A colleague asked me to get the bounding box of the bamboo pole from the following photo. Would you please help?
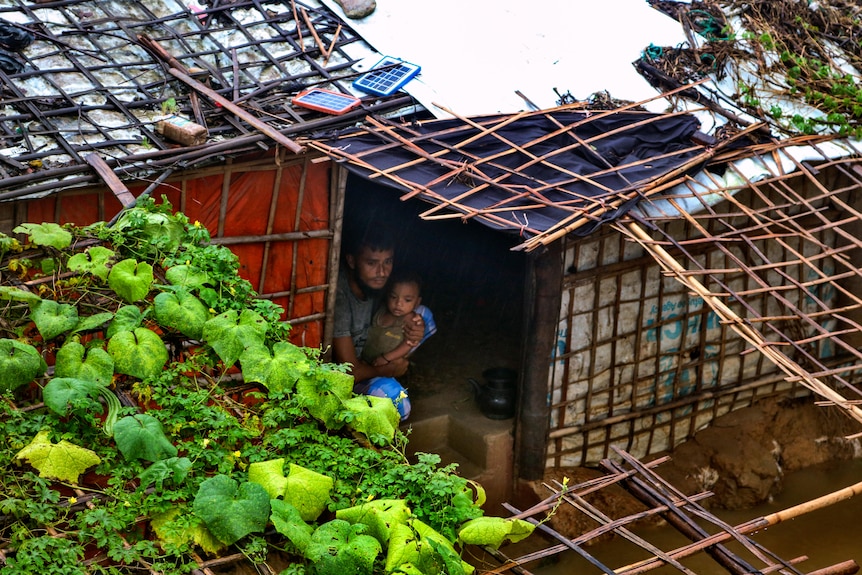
[615,479,862,575]
[621,219,862,423]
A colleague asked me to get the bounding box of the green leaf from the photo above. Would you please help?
[342,395,399,446]
[0,285,41,303]
[295,366,353,430]
[457,517,535,549]
[13,222,72,249]
[0,339,46,392]
[240,341,311,394]
[270,499,313,554]
[335,499,412,548]
[67,246,114,280]
[153,289,210,340]
[202,309,267,366]
[30,299,79,341]
[384,523,423,574]
[55,341,114,386]
[138,457,192,490]
[108,258,154,303]
[151,506,225,555]
[306,519,381,575]
[411,519,470,575]
[107,327,168,380]
[106,305,145,338]
[113,413,178,462]
[114,208,185,253]
[72,312,115,334]
[15,430,100,483]
[42,377,102,416]
[165,264,210,290]
[284,463,334,522]
[193,474,271,546]
[247,457,289,499]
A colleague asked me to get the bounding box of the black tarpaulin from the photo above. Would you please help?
[315,108,709,249]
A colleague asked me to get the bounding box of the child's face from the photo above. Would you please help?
[386,281,421,317]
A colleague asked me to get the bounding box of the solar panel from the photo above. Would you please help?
[292,88,362,115]
[353,56,421,97]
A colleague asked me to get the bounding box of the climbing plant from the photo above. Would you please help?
[0,197,535,575]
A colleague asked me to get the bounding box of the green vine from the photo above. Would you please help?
[0,198,522,574]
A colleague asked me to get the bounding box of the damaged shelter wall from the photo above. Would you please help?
[4,152,334,348]
[545,177,847,468]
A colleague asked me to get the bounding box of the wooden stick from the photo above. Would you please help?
[323,23,341,66]
[167,67,304,154]
[85,153,136,208]
[290,0,303,48]
[299,7,327,58]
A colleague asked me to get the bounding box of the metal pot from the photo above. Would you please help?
[468,367,518,420]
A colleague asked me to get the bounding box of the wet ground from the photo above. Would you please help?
[532,458,862,575]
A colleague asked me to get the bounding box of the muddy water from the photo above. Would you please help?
[535,459,862,575]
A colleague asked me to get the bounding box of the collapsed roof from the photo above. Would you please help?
[0,0,413,200]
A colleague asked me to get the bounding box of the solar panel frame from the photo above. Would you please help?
[353,56,421,96]
[292,88,362,115]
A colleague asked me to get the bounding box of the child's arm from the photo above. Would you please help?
[373,339,415,366]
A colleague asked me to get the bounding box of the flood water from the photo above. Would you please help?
[535,459,862,575]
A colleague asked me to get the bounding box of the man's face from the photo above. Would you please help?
[349,246,394,293]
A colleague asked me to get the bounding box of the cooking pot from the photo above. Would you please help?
[468,367,518,420]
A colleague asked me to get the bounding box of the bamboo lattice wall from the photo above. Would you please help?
[546,146,862,467]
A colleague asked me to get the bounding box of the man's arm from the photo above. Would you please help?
[332,335,408,381]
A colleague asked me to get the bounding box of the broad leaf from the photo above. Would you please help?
[151,507,225,555]
[0,339,46,392]
[106,305,145,338]
[0,285,41,303]
[193,474,271,546]
[240,341,311,394]
[114,208,185,253]
[153,289,210,340]
[202,309,267,367]
[270,499,313,554]
[72,312,114,335]
[247,457,289,499]
[13,222,72,249]
[284,463,334,522]
[15,430,100,483]
[457,516,535,549]
[342,395,399,446]
[336,499,412,548]
[306,519,381,575]
[385,523,432,575]
[67,246,114,280]
[113,413,178,462]
[138,457,192,490]
[108,327,168,380]
[30,299,79,341]
[295,366,353,430]
[42,377,102,416]
[55,341,114,386]
[165,264,210,290]
[108,258,154,303]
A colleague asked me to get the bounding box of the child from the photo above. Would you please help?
[361,271,436,367]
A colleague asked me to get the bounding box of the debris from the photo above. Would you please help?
[156,115,208,146]
[332,0,376,19]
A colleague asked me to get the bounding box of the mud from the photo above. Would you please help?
[530,396,862,542]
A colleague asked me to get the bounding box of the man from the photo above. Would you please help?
[332,227,426,420]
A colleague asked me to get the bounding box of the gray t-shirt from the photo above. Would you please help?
[333,266,377,357]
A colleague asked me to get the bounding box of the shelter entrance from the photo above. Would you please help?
[339,173,527,510]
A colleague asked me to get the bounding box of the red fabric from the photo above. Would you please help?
[20,158,332,348]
